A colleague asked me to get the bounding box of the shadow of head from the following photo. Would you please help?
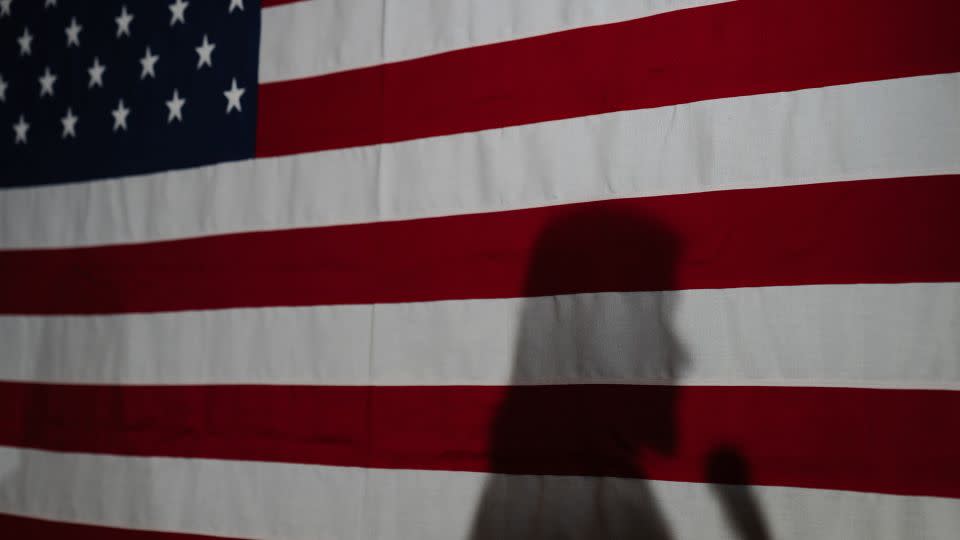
[471,206,688,539]
[504,206,688,462]
[520,205,680,299]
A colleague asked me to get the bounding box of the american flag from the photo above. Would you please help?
[0,0,958,538]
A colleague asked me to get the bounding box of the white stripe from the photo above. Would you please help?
[2,73,957,249]
[0,446,956,540]
[259,0,732,83]
[3,283,957,389]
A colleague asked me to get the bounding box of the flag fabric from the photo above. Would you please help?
[1,0,959,538]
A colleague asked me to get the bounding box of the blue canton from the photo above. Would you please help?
[0,0,260,188]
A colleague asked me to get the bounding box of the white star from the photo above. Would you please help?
[13,115,29,144]
[228,0,244,13]
[88,57,105,88]
[112,99,130,131]
[0,74,7,102]
[165,89,186,123]
[38,67,57,97]
[0,0,11,18]
[17,27,33,56]
[169,0,188,26]
[195,34,215,69]
[45,0,57,8]
[115,5,134,38]
[224,77,245,113]
[61,107,78,138]
[140,47,159,79]
[65,17,82,47]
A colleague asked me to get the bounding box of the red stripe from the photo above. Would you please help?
[0,513,244,540]
[1,381,957,498]
[260,0,305,7]
[256,0,960,157]
[1,175,958,315]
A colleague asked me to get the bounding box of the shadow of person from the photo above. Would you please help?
[469,207,687,539]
